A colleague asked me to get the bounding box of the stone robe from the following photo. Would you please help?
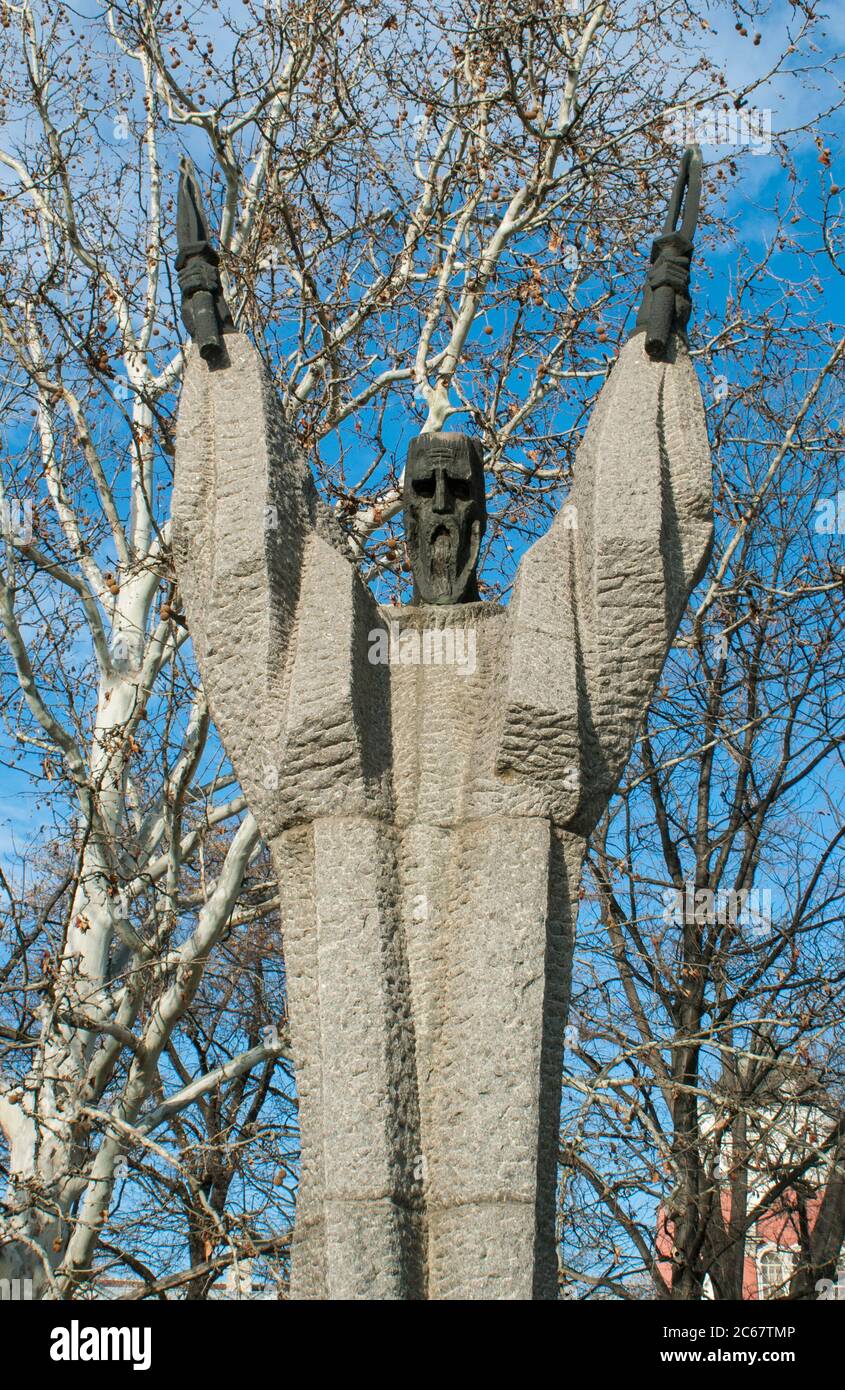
[173,330,712,1300]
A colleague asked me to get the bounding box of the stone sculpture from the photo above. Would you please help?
[172,148,713,1299]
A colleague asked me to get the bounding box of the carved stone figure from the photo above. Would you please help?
[172,151,713,1299]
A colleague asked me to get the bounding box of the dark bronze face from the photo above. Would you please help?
[403,433,486,605]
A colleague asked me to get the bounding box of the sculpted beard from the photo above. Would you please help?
[403,433,487,606]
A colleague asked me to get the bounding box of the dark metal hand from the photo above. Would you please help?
[175,157,234,362]
[634,144,702,360]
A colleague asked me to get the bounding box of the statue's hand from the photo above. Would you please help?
[178,259,219,297]
[637,230,694,355]
[647,231,693,298]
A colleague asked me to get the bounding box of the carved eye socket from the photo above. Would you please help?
[450,477,471,501]
[412,476,435,497]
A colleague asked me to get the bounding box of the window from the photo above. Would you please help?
[757,1245,794,1299]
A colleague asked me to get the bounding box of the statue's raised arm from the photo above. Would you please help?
[499,145,713,835]
[172,160,384,842]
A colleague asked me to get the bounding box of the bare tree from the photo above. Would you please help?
[560,220,845,1298]
[0,0,839,1295]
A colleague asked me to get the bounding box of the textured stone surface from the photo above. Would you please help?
[173,329,712,1300]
